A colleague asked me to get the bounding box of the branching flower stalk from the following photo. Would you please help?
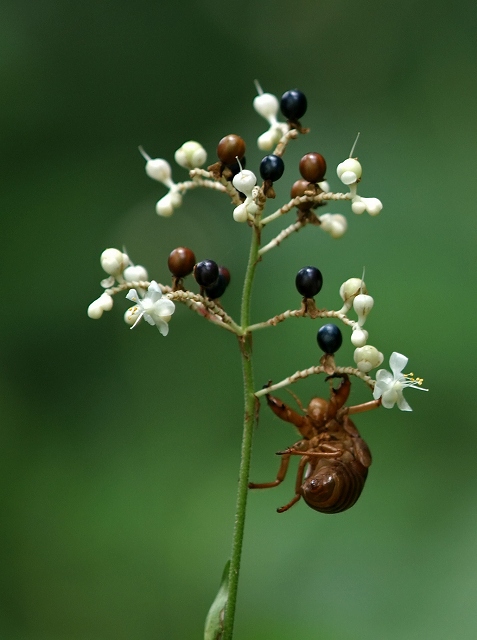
[88,85,427,640]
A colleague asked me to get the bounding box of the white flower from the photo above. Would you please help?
[125,281,175,335]
[373,352,428,411]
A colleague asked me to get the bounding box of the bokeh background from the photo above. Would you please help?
[1,1,476,638]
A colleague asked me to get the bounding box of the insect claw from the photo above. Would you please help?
[262,380,273,393]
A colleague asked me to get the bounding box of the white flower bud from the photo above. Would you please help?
[233,202,248,223]
[353,293,374,326]
[155,194,174,217]
[329,214,347,238]
[339,278,367,303]
[318,180,330,193]
[319,213,332,231]
[257,130,277,151]
[232,170,257,197]
[87,293,113,319]
[101,248,129,277]
[124,305,140,326]
[87,300,103,319]
[364,197,383,216]
[98,292,113,311]
[174,141,207,169]
[354,345,384,373]
[145,158,172,184]
[123,265,148,282]
[337,158,362,185]
[351,327,368,347]
[351,198,366,215]
[253,92,279,120]
[169,190,182,208]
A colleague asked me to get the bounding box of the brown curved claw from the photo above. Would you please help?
[327,374,351,418]
[266,393,309,435]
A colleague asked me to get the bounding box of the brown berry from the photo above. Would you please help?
[168,247,196,277]
[217,134,246,165]
[299,153,327,183]
[290,179,314,212]
[218,266,230,285]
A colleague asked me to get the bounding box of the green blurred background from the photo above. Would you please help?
[1,1,476,638]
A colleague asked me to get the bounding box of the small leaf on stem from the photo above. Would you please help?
[204,560,230,640]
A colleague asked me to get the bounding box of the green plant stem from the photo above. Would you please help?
[222,225,261,640]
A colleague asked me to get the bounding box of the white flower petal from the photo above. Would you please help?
[126,289,139,303]
[397,393,412,412]
[143,313,156,326]
[157,320,169,336]
[375,369,393,385]
[155,299,175,316]
[389,352,408,376]
[381,388,398,409]
[101,276,115,288]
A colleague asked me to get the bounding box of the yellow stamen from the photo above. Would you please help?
[404,372,424,386]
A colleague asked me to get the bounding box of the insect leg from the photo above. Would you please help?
[277,456,308,513]
[327,374,351,417]
[277,446,341,458]
[346,398,382,415]
[265,393,308,430]
[248,453,291,490]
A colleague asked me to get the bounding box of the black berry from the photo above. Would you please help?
[295,266,323,298]
[217,134,246,165]
[317,324,343,354]
[280,89,307,121]
[259,155,285,182]
[194,260,219,287]
[205,266,230,300]
[167,247,196,277]
[299,152,327,183]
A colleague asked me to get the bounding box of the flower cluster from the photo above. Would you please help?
[87,84,426,412]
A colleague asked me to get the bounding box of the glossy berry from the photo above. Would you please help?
[317,324,343,354]
[280,89,307,120]
[290,179,313,211]
[259,155,285,182]
[167,247,196,278]
[217,134,246,165]
[299,153,327,183]
[204,267,231,300]
[295,266,323,298]
[194,260,219,287]
[218,266,230,285]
